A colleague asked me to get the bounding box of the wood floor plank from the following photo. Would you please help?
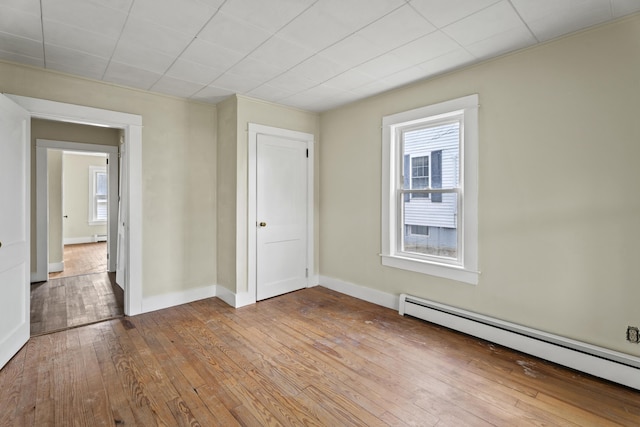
[3,286,640,426]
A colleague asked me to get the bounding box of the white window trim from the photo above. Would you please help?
[89,165,107,225]
[381,94,479,285]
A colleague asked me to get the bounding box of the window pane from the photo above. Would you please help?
[402,192,458,259]
[96,199,107,221]
[96,172,107,196]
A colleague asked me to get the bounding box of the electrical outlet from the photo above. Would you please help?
[626,326,640,343]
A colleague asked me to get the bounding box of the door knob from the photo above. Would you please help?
[259,222,267,227]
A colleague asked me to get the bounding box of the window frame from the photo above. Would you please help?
[88,165,108,225]
[381,94,479,285]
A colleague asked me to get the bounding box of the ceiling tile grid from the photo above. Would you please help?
[0,0,636,111]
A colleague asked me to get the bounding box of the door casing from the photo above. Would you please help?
[7,94,144,316]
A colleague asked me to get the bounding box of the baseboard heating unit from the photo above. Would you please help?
[399,294,640,390]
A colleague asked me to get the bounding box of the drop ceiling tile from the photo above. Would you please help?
[111,43,176,74]
[391,30,460,65]
[464,25,536,59]
[0,32,43,59]
[220,0,315,33]
[1,0,41,15]
[96,0,134,12]
[191,85,235,103]
[611,0,640,17]
[246,84,297,102]
[129,0,219,36]
[349,78,398,97]
[43,20,117,59]
[103,61,163,89]
[197,11,272,54]
[151,76,204,98]
[323,69,376,91]
[320,34,391,69]
[0,49,44,67]
[278,0,405,51]
[354,53,415,79]
[266,71,318,93]
[209,72,262,93]
[416,48,475,76]
[381,65,429,87]
[180,38,245,70]
[356,4,436,52]
[45,44,109,79]
[224,57,284,82]
[118,16,193,57]
[511,0,612,42]
[0,5,43,41]
[409,0,501,28]
[165,58,224,85]
[248,36,314,70]
[286,55,350,83]
[443,1,528,46]
[41,0,128,39]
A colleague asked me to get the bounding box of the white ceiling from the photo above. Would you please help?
[1,0,638,112]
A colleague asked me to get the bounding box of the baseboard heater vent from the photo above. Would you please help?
[94,234,107,242]
[399,294,640,390]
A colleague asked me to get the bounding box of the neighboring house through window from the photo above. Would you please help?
[381,94,479,284]
[89,165,107,225]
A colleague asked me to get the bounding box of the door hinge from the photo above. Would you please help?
[106,158,109,164]
[306,149,308,158]
[305,268,309,278]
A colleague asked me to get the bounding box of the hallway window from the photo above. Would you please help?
[89,165,107,224]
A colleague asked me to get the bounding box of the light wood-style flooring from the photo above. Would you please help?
[3,287,639,426]
[31,242,122,336]
[30,272,124,336]
[49,242,107,279]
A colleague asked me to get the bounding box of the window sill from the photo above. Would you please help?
[380,254,479,285]
[88,220,107,226]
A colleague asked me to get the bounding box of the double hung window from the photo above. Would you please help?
[381,95,479,284]
[89,165,107,225]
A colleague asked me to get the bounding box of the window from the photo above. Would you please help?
[381,95,479,284]
[89,165,107,225]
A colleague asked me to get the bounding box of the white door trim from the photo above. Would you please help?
[34,140,119,282]
[247,123,314,305]
[7,94,144,316]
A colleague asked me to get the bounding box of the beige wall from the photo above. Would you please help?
[47,150,63,266]
[216,96,238,292]
[319,15,640,356]
[62,152,108,240]
[216,95,320,294]
[2,62,218,298]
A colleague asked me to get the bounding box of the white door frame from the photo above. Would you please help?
[34,140,119,280]
[7,94,144,316]
[247,123,314,304]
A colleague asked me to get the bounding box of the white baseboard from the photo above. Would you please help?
[48,262,64,273]
[141,284,217,314]
[319,275,399,310]
[216,286,256,308]
[64,236,96,245]
[318,275,640,391]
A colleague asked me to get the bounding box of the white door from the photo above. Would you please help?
[256,134,309,300]
[116,140,127,287]
[0,94,30,370]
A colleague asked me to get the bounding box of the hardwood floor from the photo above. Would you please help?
[30,272,124,336]
[49,242,107,279]
[3,287,639,426]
